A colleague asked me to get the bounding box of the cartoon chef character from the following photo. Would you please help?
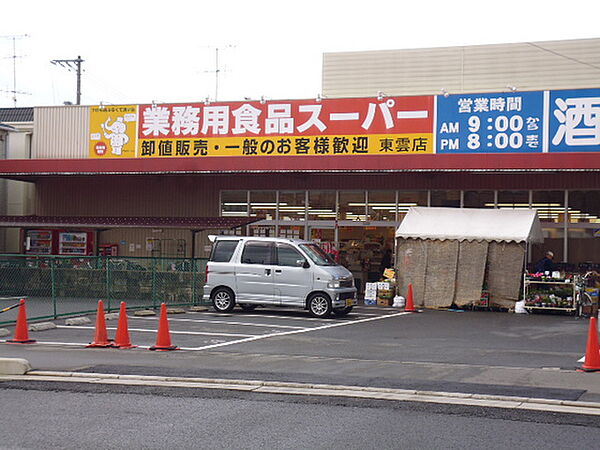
[101,116,129,155]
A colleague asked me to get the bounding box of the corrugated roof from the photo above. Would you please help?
[0,215,261,230]
[0,107,34,123]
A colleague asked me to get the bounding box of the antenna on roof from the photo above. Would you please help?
[0,34,31,107]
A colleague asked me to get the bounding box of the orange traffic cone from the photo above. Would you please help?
[7,299,36,344]
[86,300,114,348]
[581,317,600,372]
[149,303,178,351]
[405,283,417,312]
[113,302,136,349]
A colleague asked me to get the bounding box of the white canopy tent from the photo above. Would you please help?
[394,207,544,309]
[395,207,544,244]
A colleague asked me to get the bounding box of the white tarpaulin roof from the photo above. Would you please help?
[395,207,544,243]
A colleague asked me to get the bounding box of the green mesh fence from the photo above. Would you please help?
[0,255,208,325]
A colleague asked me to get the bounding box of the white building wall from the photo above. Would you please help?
[322,38,600,98]
[3,125,35,252]
[32,105,88,159]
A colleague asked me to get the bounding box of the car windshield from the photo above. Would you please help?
[299,243,337,266]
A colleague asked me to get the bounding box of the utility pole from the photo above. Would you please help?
[0,34,29,107]
[50,55,84,105]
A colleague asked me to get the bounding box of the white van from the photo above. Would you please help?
[203,236,357,318]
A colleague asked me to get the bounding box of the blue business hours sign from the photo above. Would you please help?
[435,88,600,154]
[436,91,545,154]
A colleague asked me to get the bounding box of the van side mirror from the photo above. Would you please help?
[302,260,310,269]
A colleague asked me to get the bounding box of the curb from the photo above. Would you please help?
[1,368,600,416]
[0,358,32,375]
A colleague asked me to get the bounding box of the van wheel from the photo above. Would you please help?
[240,304,257,312]
[308,293,332,318]
[333,306,353,317]
[212,288,236,313]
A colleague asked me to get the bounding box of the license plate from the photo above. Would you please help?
[346,298,354,307]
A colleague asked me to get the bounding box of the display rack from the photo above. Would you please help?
[523,277,576,313]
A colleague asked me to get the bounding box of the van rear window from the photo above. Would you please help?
[210,240,239,262]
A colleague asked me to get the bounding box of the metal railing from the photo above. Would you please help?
[0,254,208,325]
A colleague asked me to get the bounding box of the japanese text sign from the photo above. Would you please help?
[548,89,600,152]
[89,105,138,158]
[135,96,434,158]
[436,92,544,154]
[88,88,600,159]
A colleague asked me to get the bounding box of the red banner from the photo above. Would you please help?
[138,96,434,139]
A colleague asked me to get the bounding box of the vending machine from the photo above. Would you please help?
[25,229,54,254]
[24,229,95,256]
[57,231,95,256]
[98,244,118,256]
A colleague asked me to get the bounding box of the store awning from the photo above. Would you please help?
[1,153,600,181]
[395,207,544,243]
[0,215,261,230]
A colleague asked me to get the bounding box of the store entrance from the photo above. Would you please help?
[338,226,395,294]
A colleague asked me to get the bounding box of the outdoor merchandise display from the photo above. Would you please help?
[524,271,600,315]
[524,273,576,312]
[363,267,397,307]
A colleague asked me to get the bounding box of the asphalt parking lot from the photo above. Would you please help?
[2,305,598,402]
[0,304,591,368]
[3,305,405,351]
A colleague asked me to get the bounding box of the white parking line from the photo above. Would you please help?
[180,311,412,351]
[130,316,307,330]
[192,310,386,321]
[56,325,256,338]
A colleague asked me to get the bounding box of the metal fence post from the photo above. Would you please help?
[50,257,57,319]
[152,257,157,309]
[192,258,197,305]
[106,257,111,311]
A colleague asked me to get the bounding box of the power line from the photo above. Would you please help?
[50,56,84,105]
[526,41,600,72]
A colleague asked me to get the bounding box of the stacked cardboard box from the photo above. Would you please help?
[377,282,394,306]
[364,282,378,305]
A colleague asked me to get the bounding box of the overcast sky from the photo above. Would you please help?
[1,0,599,108]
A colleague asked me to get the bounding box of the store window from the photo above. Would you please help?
[430,190,460,207]
[221,191,248,216]
[367,191,396,221]
[566,191,600,266]
[249,225,275,237]
[532,191,565,262]
[397,191,427,221]
[308,191,336,220]
[278,225,304,239]
[339,191,366,221]
[278,191,306,221]
[497,191,529,208]
[464,191,495,208]
[532,191,564,224]
[249,191,276,220]
[567,191,600,224]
